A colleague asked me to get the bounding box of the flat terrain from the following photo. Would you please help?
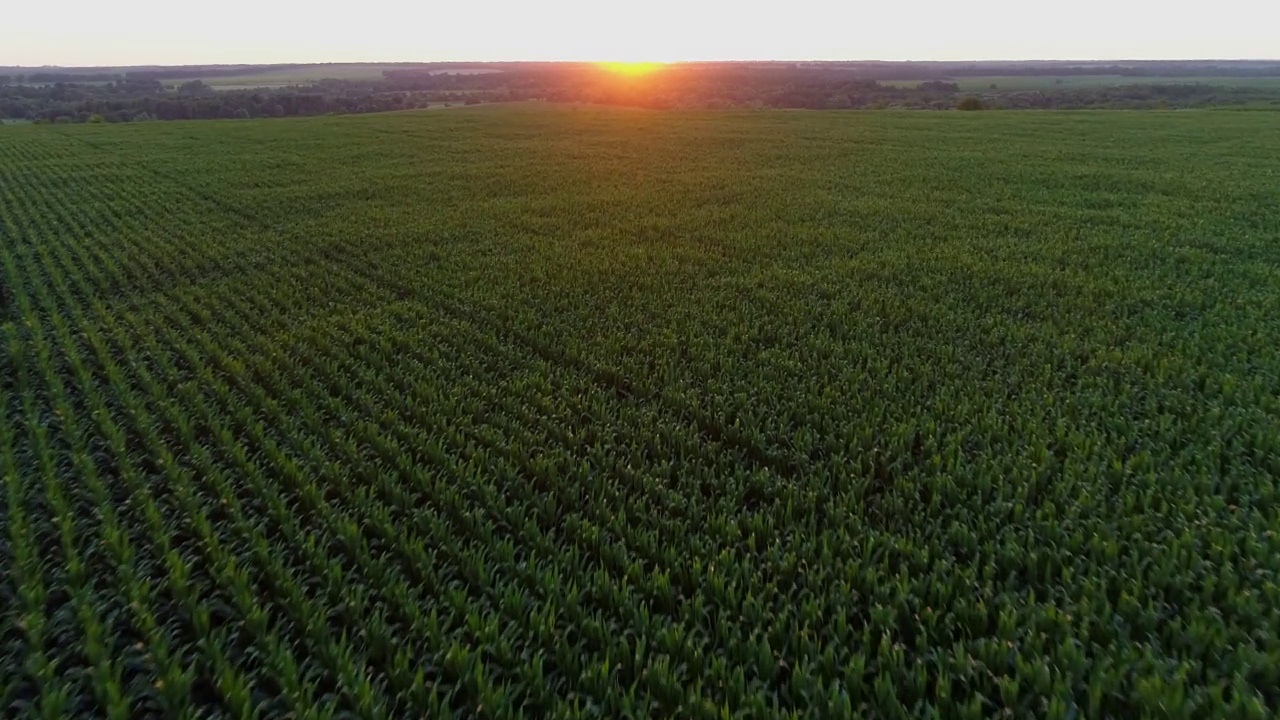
[882,75,1280,91]
[170,64,502,90]
[2,106,1278,718]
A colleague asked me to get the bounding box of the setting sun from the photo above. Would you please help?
[598,62,666,77]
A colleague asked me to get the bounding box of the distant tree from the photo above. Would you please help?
[179,79,211,95]
[154,100,193,120]
[133,112,153,122]
[233,108,251,119]
[989,83,999,90]
[5,61,1278,123]
[89,113,104,123]
[826,94,853,109]
[957,96,986,111]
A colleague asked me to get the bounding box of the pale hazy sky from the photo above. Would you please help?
[2,0,1276,67]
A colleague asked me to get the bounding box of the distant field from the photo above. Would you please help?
[167,64,503,89]
[2,106,1278,717]
[882,74,1280,91]
[262,69,1277,94]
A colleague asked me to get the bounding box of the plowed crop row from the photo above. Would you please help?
[1,106,1278,718]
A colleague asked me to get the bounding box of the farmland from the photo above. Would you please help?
[172,65,503,90]
[10,61,1280,124]
[879,75,1280,91]
[1,105,1279,718]
[190,63,429,87]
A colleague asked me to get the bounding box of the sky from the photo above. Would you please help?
[2,0,1277,67]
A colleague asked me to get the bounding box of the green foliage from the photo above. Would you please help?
[1,105,1278,718]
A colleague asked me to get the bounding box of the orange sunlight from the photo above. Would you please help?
[598,62,667,77]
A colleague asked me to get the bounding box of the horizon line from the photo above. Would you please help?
[5,57,1280,71]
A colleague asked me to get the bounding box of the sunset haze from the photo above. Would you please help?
[3,0,1276,66]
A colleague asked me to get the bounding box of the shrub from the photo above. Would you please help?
[957,96,986,111]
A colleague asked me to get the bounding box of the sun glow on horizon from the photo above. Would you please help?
[598,61,667,77]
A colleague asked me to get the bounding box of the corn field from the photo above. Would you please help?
[1,106,1278,718]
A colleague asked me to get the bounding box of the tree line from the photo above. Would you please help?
[3,63,1280,124]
